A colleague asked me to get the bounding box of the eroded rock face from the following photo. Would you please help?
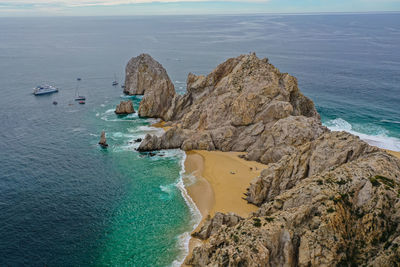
[115,100,135,114]
[123,53,175,120]
[137,53,325,153]
[246,131,379,205]
[192,212,242,240]
[188,150,400,267]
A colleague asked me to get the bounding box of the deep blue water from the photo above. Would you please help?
[0,13,399,266]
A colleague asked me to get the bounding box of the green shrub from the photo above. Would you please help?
[253,221,261,227]
[369,177,381,187]
[265,216,274,222]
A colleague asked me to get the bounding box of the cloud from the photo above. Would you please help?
[0,0,270,7]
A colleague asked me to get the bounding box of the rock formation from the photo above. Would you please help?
[123,53,400,266]
[123,53,175,120]
[188,147,400,267]
[115,100,135,114]
[133,53,326,162]
[99,131,108,148]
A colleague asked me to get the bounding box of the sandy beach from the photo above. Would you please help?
[184,150,266,218]
[152,122,400,265]
[387,150,400,159]
[182,150,268,264]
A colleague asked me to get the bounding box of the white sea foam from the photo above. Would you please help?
[100,110,139,122]
[171,151,202,267]
[147,118,161,124]
[111,132,136,139]
[136,125,164,137]
[159,183,176,200]
[324,118,400,151]
[381,119,400,125]
[72,127,86,132]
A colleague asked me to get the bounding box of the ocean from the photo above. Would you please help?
[0,13,399,266]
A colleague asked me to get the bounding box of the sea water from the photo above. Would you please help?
[0,13,399,266]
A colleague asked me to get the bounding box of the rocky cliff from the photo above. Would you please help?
[132,53,326,165]
[124,53,400,266]
[189,143,400,267]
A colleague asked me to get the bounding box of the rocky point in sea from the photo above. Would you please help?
[124,53,400,266]
[99,131,108,148]
[115,100,135,115]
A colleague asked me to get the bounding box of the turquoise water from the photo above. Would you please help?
[0,13,399,266]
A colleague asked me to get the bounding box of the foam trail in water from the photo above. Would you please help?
[324,118,400,151]
[171,151,202,267]
[159,184,176,200]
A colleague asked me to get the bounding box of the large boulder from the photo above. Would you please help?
[115,100,135,114]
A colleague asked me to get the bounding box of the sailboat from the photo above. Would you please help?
[74,82,86,101]
[112,74,118,86]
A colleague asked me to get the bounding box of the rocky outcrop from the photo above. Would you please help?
[192,212,243,240]
[115,100,135,114]
[123,53,400,266]
[136,53,325,156]
[246,131,379,205]
[188,149,400,267]
[99,131,108,147]
[123,53,175,120]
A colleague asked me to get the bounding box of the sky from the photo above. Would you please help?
[0,0,399,16]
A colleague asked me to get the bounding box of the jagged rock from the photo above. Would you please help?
[98,131,108,147]
[123,53,400,266]
[135,53,324,153]
[188,151,400,266]
[246,131,379,205]
[115,100,135,114]
[123,53,175,120]
[192,212,242,240]
[137,127,189,152]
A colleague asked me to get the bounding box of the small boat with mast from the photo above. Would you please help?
[112,74,118,86]
[74,81,86,102]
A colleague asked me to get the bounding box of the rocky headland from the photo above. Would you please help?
[125,53,400,266]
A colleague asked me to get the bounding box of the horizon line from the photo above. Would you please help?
[0,10,399,18]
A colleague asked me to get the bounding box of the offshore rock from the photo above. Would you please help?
[123,53,175,120]
[115,100,135,114]
[98,131,108,148]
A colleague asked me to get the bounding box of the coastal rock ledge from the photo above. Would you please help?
[124,53,400,266]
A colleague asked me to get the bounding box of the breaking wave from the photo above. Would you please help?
[324,118,400,151]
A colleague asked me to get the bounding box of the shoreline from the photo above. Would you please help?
[182,150,268,265]
[151,120,400,266]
